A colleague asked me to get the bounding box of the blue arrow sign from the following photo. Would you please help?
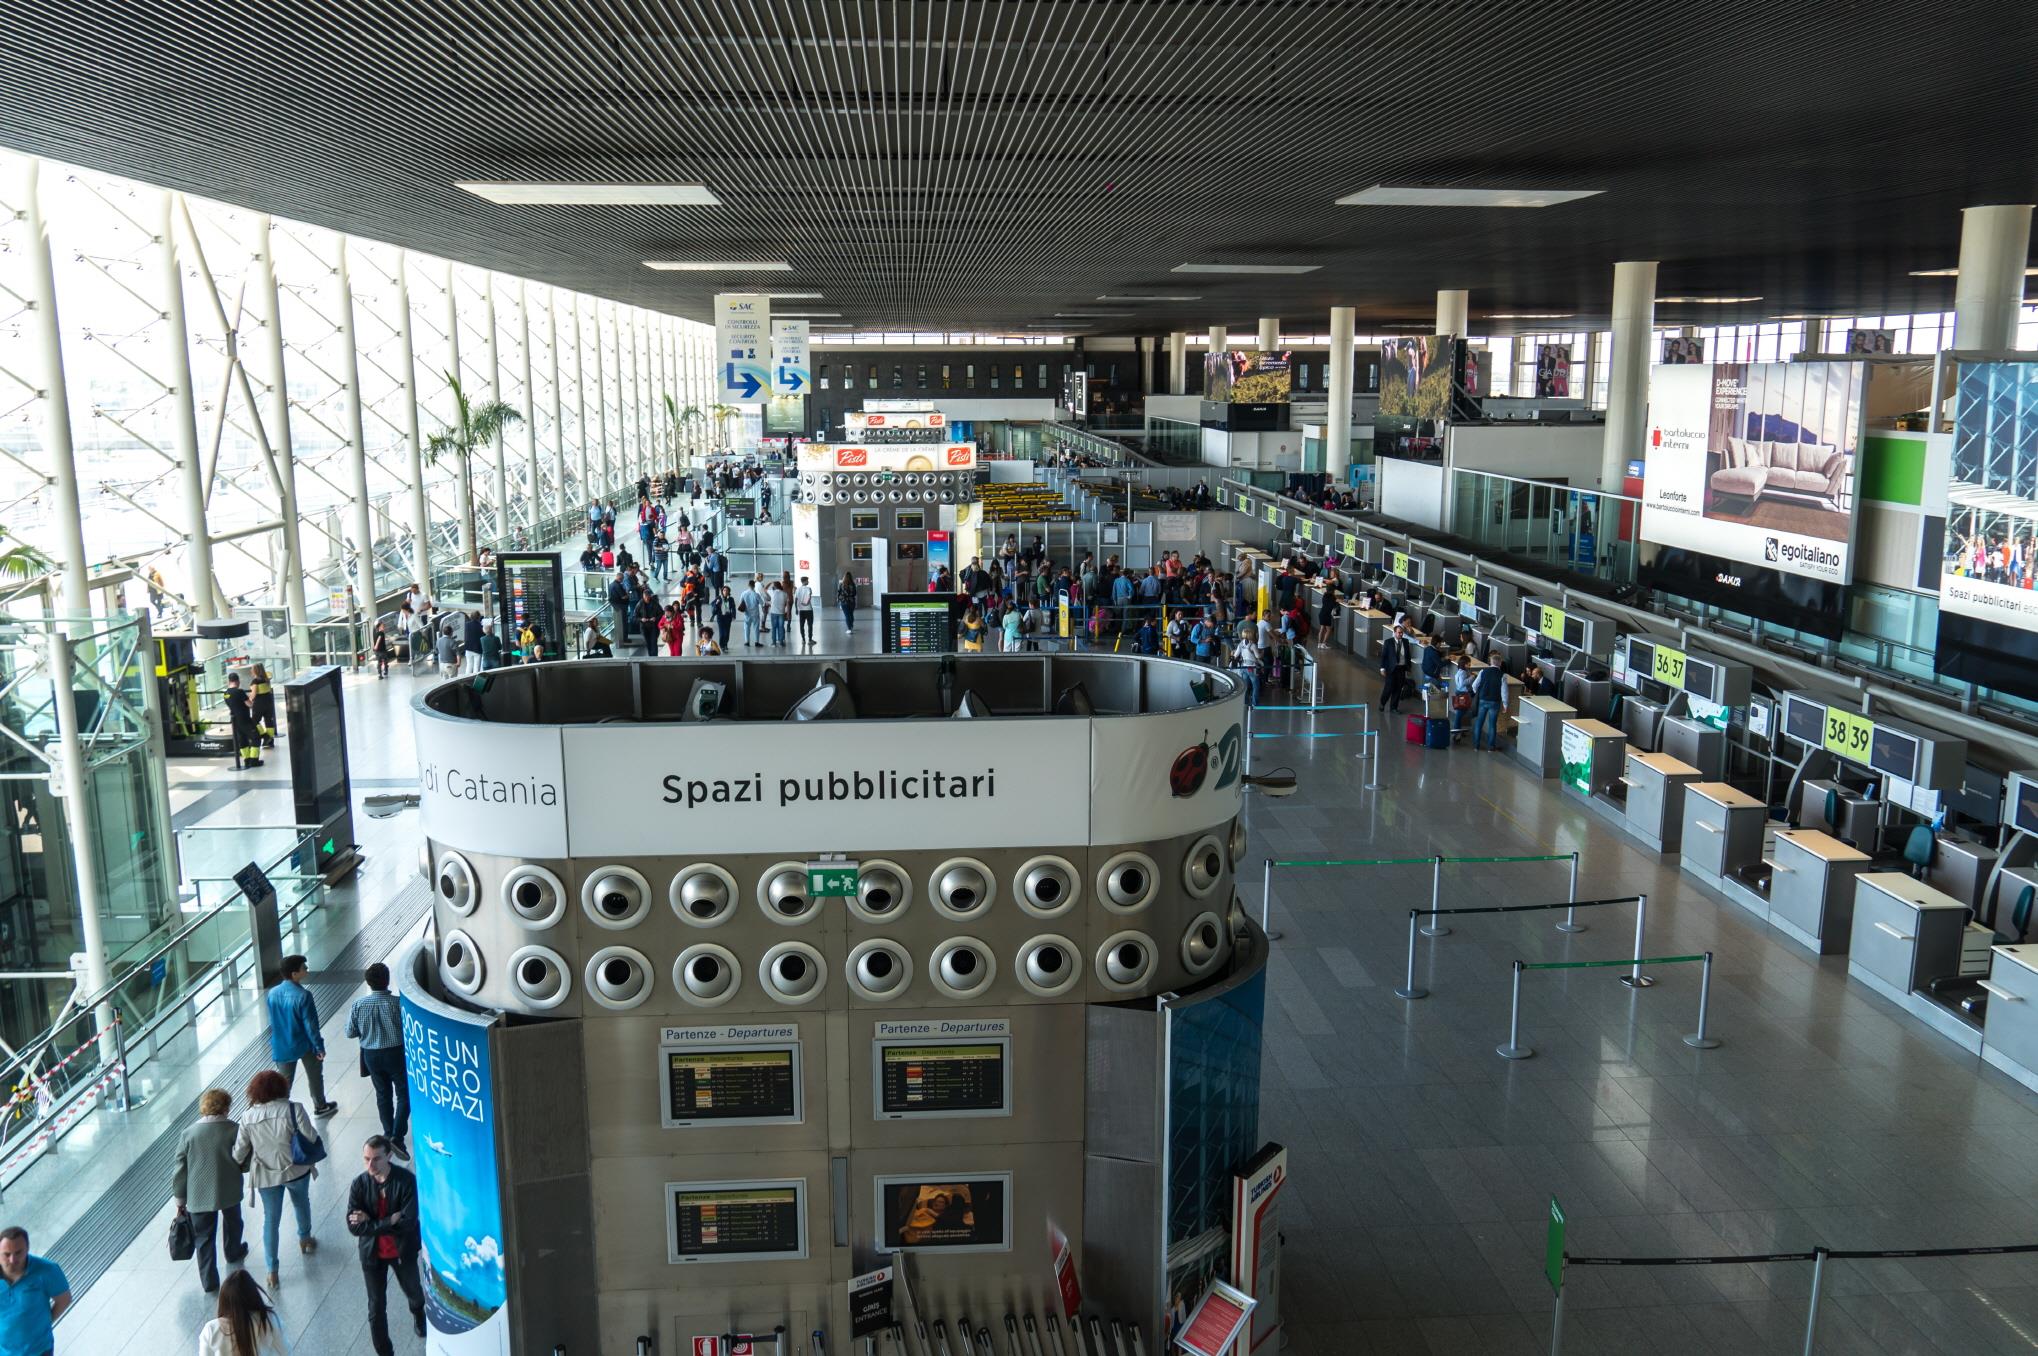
[775,369,806,393]
[725,364,765,400]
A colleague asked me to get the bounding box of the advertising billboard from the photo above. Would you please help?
[1935,360,2038,697]
[402,983,509,1355]
[1377,337,1453,420]
[1534,344,1572,398]
[1661,335,1705,365]
[1204,350,1291,404]
[1846,327,1896,355]
[1639,362,1867,586]
[875,1174,1012,1252]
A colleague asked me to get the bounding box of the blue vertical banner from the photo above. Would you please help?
[403,982,510,1356]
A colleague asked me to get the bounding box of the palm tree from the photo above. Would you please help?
[424,372,521,563]
[666,395,708,464]
[708,402,739,452]
[0,529,53,582]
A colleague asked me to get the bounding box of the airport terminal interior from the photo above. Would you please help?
[3,4,2038,1354]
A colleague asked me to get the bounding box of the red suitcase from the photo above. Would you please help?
[1405,715,1427,744]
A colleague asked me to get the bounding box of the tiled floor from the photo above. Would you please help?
[34,568,2038,1355]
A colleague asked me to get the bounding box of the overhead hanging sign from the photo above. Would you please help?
[715,293,770,402]
[771,317,810,396]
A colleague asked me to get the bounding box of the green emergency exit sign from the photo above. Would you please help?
[807,863,858,897]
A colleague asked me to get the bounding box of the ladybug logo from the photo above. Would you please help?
[1169,734,1211,798]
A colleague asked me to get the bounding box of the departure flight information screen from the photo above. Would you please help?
[667,1180,807,1263]
[877,1040,1009,1118]
[663,1045,799,1127]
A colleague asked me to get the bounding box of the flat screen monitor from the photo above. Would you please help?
[1868,726,1919,783]
[875,1037,1011,1120]
[2013,777,2038,836]
[667,1180,809,1264]
[1782,695,1825,747]
[1562,616,1585,649]
[661,1042,801,1128]
[1683,657,1717,701]
[281,666,352,873]
[875,1173,1012,1253]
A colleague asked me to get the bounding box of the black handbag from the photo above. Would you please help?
[169,1210,195,1262]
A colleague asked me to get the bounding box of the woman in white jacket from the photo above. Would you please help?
[231,1068,321,1290]
[197,1270,291,1355]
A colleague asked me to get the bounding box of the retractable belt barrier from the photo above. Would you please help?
[1499,948,1716,1061]
[1394,889,1637,1000]
[1243,701,1379,790]
[1544,1227,2038,1356]
[1264,850,1579,947]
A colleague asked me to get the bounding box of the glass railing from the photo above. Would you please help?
[1448,467,1641,587]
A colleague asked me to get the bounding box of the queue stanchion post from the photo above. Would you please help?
[1498,960,1533,1059]
[1260,857,1283,942]
[1801,1247,1828,1356]
[1419,855,1449,937]
[1549,1288,1565,1356]
[1617,892,1654,988]
[1683,950,1721,1049]
[1555,850,1586,933]
[1394,909,1427,1000]
[111,1012,131,1112]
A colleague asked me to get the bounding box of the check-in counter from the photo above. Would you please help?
[1349,608,1390,662]
[1513,695,1575,778]
[1847,874,1972,1032]
[1925,835,2000,913]
[1559,718,1626,801]
[1680,782,1767,894]
[1983,945,2038,1095]
[1618,751,1702,853]
[1766,829,1872,955]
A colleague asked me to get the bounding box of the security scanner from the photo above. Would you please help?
[1680,782,1768,894]
[1614,750,1703,853]
[1761,829,1873,954]
[1513,694,1577,777]
[1558,717,1627,804]
[404,653,1272,1355]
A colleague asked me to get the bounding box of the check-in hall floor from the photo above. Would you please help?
[1251,648,2038,1354]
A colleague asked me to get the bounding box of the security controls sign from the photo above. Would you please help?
[1639,362,1865,584]
[716,293,770,401]
[771,318,810,396]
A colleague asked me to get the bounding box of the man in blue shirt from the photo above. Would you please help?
[0,1227,69,1356]
[268,955,337,1118]
[346,963,409,1159]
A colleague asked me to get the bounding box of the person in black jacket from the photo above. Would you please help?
[1379,623,1411,715]
[346,1137,424,1355]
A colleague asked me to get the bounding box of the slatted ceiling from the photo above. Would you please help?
[2,3,2034,334]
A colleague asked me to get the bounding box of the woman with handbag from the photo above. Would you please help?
[172,1088,247,1293]
[232,1068,323,1291]
[1449,653,1477,742]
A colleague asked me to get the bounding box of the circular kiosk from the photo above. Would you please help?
[405,652,1268,1354]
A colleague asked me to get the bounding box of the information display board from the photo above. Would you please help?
[874,1036,1011,1119]
[495,553,564,660]
[881,594,963,653]
[875,1173,1012,1253]
[661,1025,803,1129]
[1936,360,2038,699]
[667,1179,808,1264]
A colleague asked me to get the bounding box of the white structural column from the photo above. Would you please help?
[24,161,91,616]
[334,237,378,641]
[1436,290,1469,337]
[160,193,216,621]
[595,303,611,494]
[573,299,589,505]
[1139,337,1154,395]
[48,630,112,1050]
[1167,331,1187,395]
[628,310,645,483]
[1327,305,1356,482]
[1953,204,2034,350]
[484,276,507,538]
[519,280,540,528]
[548,290,566,516]
[256,217,310,625]
[1207,323,1227,354]
[444,267,474,563]
[1257,317,1279,350]
[652,315,669,471]
[394,251,432,592]
[1600,261,1658,491]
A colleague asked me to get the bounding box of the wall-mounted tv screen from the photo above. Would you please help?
[1204,350,1292,404]
[875,1173,1011,1253]
[667,1180,808,1264]
[1936,360,2038,699]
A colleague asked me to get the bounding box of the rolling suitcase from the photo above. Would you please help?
[1425,717,1451,749]
[1405,715,1427,744]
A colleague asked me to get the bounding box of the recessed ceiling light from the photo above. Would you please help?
[1098,294,1202,302]
[458,182,721,206]
[1485,312,1575,320]
[1909,266,2038,277]
[1054,312,1129,318]
[1657,295,1763,304]
[776,311,841,318]
[642,260,793,272]
[764,292,824,300]
[1172,263,1320,275]
[1336,185,1602,208]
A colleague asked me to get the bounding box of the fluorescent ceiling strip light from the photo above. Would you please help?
[777,312,841,318]
[1485,312,1574,319]
[643,260,793,271]
[1336,185,1602,207]
[1909,266,2038,277]
[1054,312,1128,318]
[1657,295,1763,303]
[459,182,721,206]
[1098,294,1201,302]
[764,292,825,300]
[1172,263,1320,275]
